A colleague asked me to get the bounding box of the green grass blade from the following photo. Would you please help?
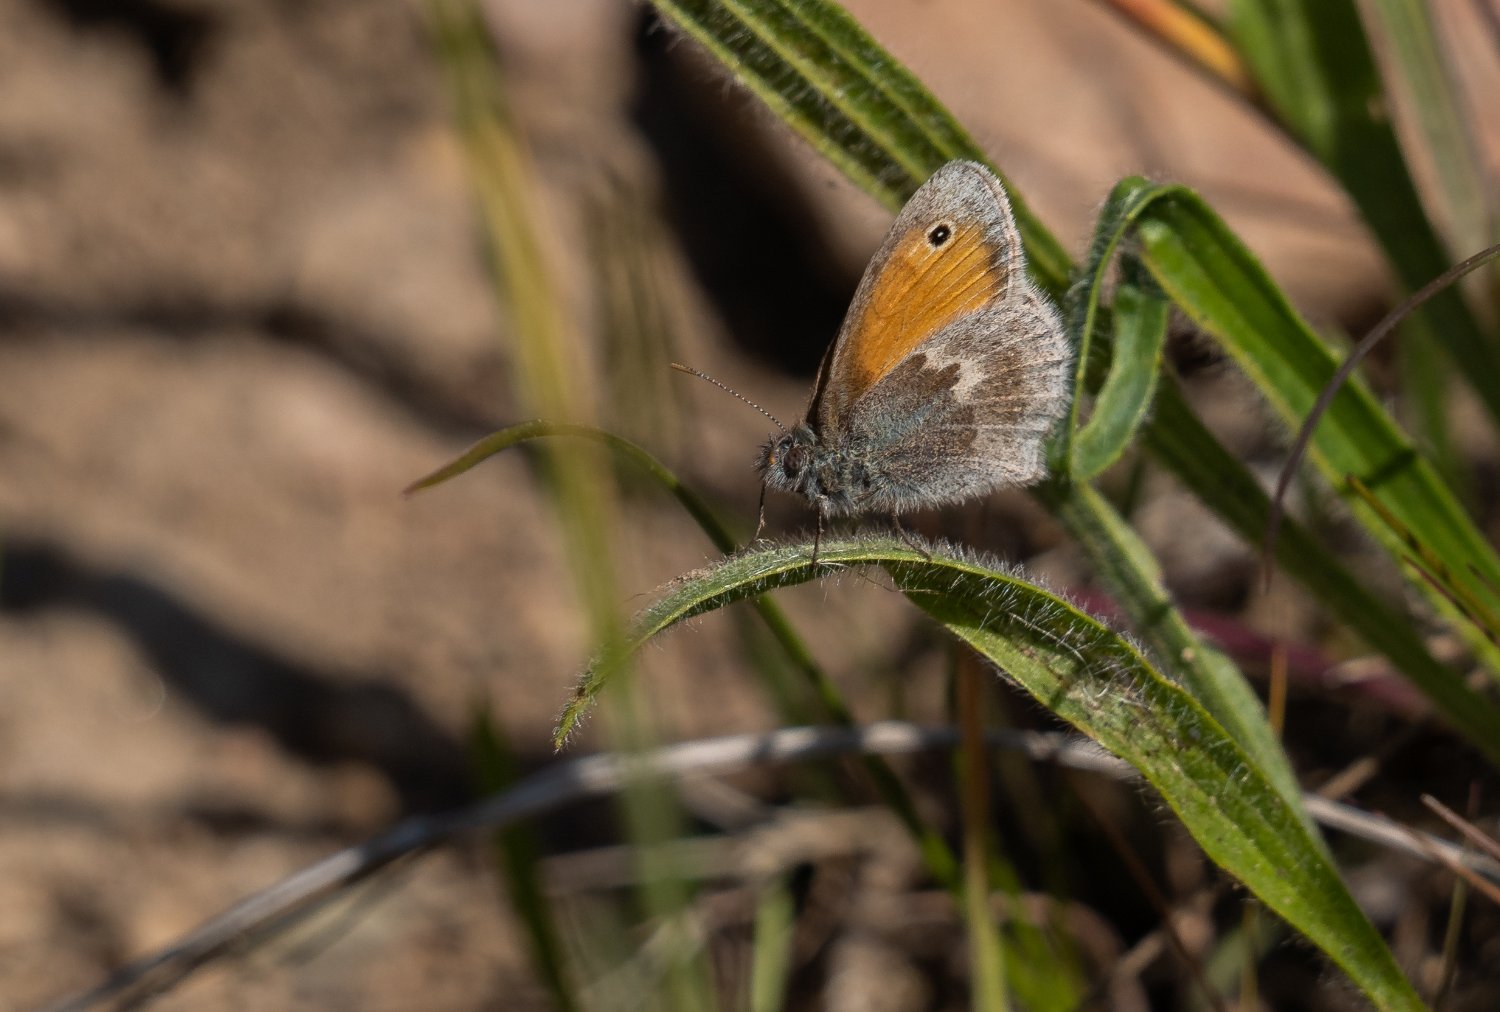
[1399,337,1467,496]
[468,706,581,1012]
[1072,273,1167,482]
[558,537,1422,1008]
[1346,476,1500,651]
[645,0,1070,294]
[431,6,716,1002]
[1359,0,1495,260]
[1061,177,1171,479]
[405,420,742,553]
[1227,0,1500,425]
[956,660,1011,1012]
[891,551,1420,1010]
[1061,178,1500,758]
[1143,379,1500,766]
[1131,188,1500,653]
[1040,480,1308,820]
[749,876,797,1012]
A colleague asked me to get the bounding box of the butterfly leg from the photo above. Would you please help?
[752,483,768,543]
[811,503,825,567]
[890,512,932,561]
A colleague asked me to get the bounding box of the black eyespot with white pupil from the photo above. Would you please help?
[927,223,952,247]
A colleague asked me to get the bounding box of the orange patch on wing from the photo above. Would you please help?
[841,220,1002,399]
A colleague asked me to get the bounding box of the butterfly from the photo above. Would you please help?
[755,160,1073,556]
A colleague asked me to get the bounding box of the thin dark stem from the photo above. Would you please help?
[1263,242,1500,586]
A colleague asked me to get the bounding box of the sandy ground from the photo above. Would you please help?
[2,0,1496,1007]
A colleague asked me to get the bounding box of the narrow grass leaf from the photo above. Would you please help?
[468,706,581,1012]
[1347,477,1500,651]
[1071,263,1168,482]
[748,876,797,1012]
[956,658,1010,1012]
[644,0,1070,294]
[558,538,1422,1008]
[404,420,741,553]
[886,549,1421,1010]
[1131,188,1500,666]
[1060,176,1159,469]
[1361,0,1497,259]
[1144,380,1500,766]
[1227,0,1500,425]
[1040,480,1309,821]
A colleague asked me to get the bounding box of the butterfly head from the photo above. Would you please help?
[757,423,825,502]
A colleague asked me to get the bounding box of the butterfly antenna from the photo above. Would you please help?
[671,362,786,434]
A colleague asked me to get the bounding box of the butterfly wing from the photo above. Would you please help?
[838,283,1072,511]
[808,161,1028,431]
[809,162,1072,512]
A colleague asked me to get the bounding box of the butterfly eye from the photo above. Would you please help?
[927,224,952,247]
[782,444,808,476]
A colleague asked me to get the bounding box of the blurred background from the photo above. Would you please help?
[2,0,1498,1008]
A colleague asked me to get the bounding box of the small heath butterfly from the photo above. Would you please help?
[754,161,1072,552]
